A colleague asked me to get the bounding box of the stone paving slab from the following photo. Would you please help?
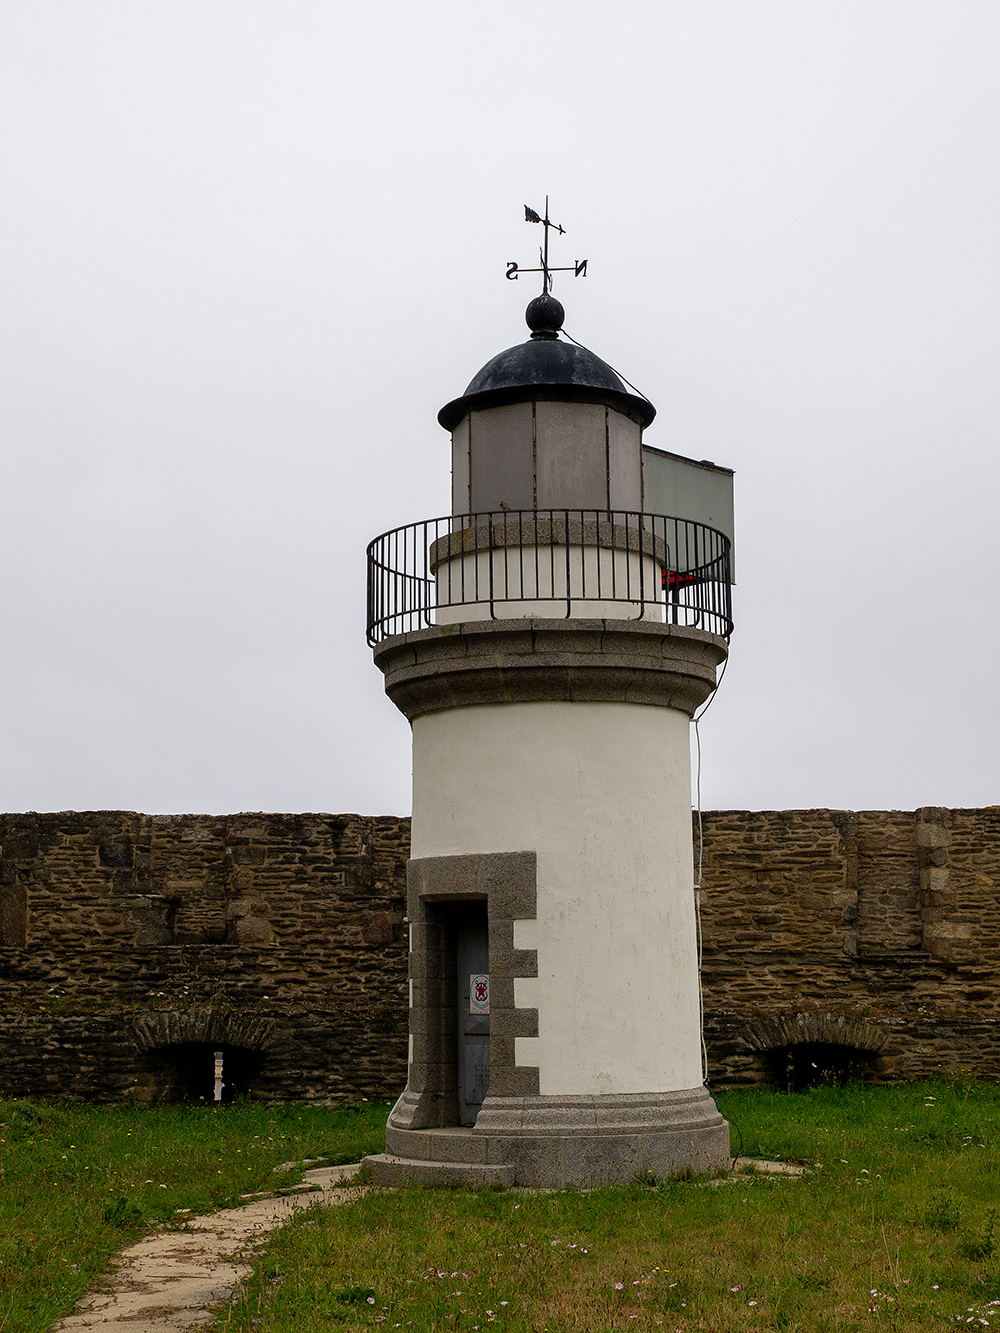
[734,1156,806,1176]
[53,1164,364,1333]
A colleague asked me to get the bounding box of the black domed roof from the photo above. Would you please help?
[438,324,656,431]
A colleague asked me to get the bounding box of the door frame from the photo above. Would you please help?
[396,851,539,1130]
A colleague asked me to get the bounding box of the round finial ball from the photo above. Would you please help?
[525,292,565,335]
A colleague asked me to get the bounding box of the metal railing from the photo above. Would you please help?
[366,509,733,645]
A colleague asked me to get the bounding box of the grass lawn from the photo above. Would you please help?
[3,1081,1000,1333]
[211,1080,1000,1333]
[0,1095,391,1332]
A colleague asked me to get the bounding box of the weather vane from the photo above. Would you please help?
[505,197,588,293]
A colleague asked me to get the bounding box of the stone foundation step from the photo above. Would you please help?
[363,1153,515,1189]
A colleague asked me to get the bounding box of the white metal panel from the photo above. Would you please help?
[607,409,642,511]
[469,402,534,513]
[641,445,735,580]
[451,414,470,516]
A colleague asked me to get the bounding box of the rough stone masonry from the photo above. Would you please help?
[0,805,997,1102]
[699,806,1000,1085]
[0,812,409,1103]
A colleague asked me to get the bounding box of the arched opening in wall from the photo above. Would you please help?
[138,1043,264,1104]
[745,1014,888,1094]
[762,1042,877,1093]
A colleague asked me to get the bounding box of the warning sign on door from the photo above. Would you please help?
[470,974,490,1014]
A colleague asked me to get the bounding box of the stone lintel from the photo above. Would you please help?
[129,1008,277,1053]
[744,1011,888,1053]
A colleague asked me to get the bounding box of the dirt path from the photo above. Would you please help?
[52,1164,364,1333]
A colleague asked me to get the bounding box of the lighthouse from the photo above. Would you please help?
[364,207,734,1187]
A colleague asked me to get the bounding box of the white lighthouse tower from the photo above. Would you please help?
[364,212,734,1187]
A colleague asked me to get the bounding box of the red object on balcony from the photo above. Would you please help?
[662,569,702,590]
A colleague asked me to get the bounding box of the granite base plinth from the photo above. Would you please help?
[366,1087,730,1189]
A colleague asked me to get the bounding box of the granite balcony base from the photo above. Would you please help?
[363,1088,730,1189]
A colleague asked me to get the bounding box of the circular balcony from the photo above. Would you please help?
[366,509,733,646]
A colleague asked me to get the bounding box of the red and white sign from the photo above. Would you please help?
[470,973,490,1014]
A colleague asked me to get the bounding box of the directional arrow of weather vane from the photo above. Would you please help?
[505,197,588,293]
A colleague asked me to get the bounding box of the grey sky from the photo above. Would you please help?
[1,2,997,816]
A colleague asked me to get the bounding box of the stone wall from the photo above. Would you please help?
[699,807,1000,1086]
[1,805,999,1103]
[0,812,410,1104]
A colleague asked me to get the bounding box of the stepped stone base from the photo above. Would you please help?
[364,1153,514,1188]
[364,1088,730,1189]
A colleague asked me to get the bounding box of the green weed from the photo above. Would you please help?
[961,1207,999,1261]
[924,1187,964,1231]
[101,1194,144,1229]
[336,1286,378,1305]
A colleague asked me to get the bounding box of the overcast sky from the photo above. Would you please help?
[0,2,997,818]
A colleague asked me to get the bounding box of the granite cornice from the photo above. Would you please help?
[372,618,728,721]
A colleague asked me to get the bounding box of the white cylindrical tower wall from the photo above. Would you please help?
[411,699,701,1095]
[370,616,730,1187]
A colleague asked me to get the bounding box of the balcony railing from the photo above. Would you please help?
[366,509,733,646]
